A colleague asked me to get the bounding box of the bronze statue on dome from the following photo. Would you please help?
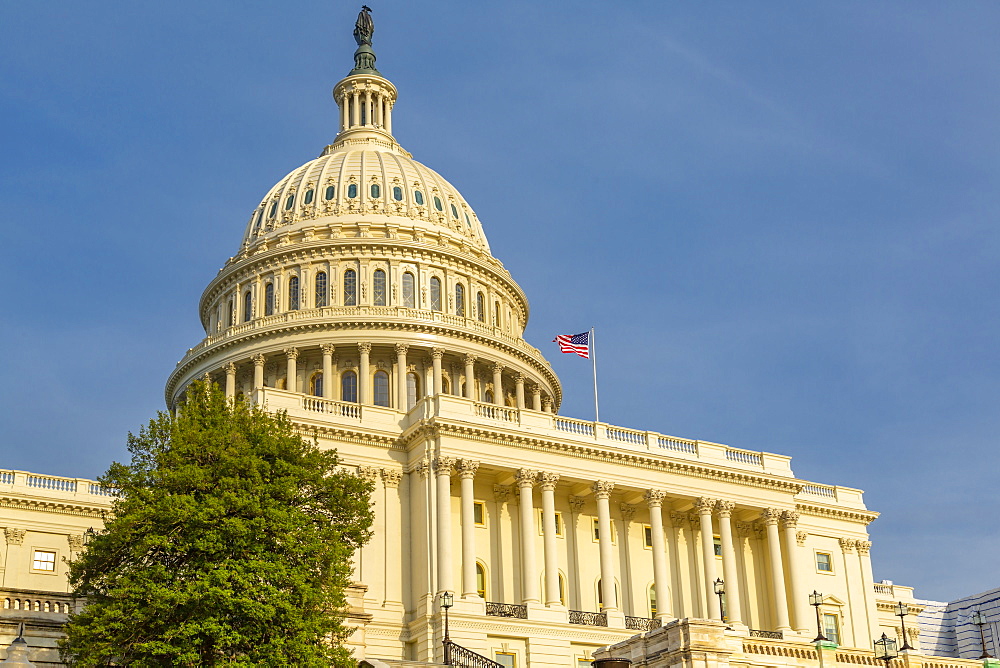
[354,5,374,46]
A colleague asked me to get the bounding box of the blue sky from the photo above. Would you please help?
[2,2,998,602]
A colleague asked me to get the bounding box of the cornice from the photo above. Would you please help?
[796,502,879,526]
[0,495,110,519]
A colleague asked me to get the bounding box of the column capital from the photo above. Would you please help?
[431,348,445,360]
[358,342,372,355]
[457,459,480,479]
[694,497,718,514]
[538,472,560,491]
[669,511,689,527]
[414,459,431,479]
[515,468,537,488]
[395,343,409,355]
[4,528,25,545]
[715,500,735,517]
[515,373,525,383]
[736,520,755,537]
[321,343,336,355]
[569,495,586,513]
[284,347,299,360]
[541,396,553,411]
[619,503,636,521]
[434,456,457,474]
[530,384,541,395]
[839,537,857,553]
[592,480,615,499]
[644,489,666,507]
[252,353,266,366]
[464,353,477,365]
[67,534,85,551]
[493,484,512,503]
[492,361,504,373]
[381,468,402,488]
[357,466,380,482]
[760,507,783,525]
[796,531,808,546]
[857,540,872,555]
[781,510,800,528]
[224,361,236,374]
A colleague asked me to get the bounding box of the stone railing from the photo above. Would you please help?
[569,610,608,627]
[302,396,362,418]
[625,616,662,631]
[474,403,518,423]
[874,583,895,596]
[2,589,76,615]
[0,470,115,503]
[485,602,528,619]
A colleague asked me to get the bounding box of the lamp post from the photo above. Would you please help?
[713,578,726,624]
[895,602,914,650]
[875,632,899,668]
[440,591,454,665]
[809,591,828,642]
[972,611,993,659]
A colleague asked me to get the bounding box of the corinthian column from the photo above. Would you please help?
[358,342,371,405]
[762,508,791,631]
[515,374,525,409]
[783,511,809,632]
[594,480,617,611]
[321,344,335,399]
[224,362,236,398]
[531,384,541,411]
[432,348,444,396]
[464,354,476,400]
[716,500,742,625]
[492,362,504,405]
[435,457,456,594]
[539,472,561,606]
[645,489,672,620]
[515,468,540,603]
[252,353,265,390]
[284,347,299,393]
[458,459,480,599]
[395,344,408,409]
[695,497,720,619]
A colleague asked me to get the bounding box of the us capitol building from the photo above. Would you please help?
[1,10,996,668]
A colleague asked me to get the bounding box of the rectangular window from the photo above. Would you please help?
[643,524,653,549]
[577,660,592,668]
[823,613,840,644]
[32,550,56,572]
[554,511,564,537]
[714,536,723,557]
[816,551,833,573]
[537,509,564,536]
[474,501,486,527]
[592,518,616,544]
[495,652,516,668]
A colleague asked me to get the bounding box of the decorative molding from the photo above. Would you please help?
[568,495,586,513]
[839,537,857,553]
[67,534,86,550]
[796,531,808,546]
[457,459,479,479]
[357,466,380,482]
[284,347,299,360]
[856,540,872,555]
[619,503,636,521]
[4,528,26,545]
[515,468,537,488]
[760,508,783,525]
[433,456,456,474]
[715,500,735,518]
[592,480,614,499]
[493,484,512,503]
[321,343,336,355]
[644,489,666,508]
[537,472,559,491]
[380,468,402,488]
[695,497,717,514]
[781,510,800,528]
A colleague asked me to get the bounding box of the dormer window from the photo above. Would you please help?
[347,184,358,198]
[414,190,424,205]
[433,196,443,211]
[370,184,381,198]
[325,185,336,200]
[284,194,294,210]
[303,188,314,204]
[268,201,277,218]
[393,186,403,201]
[451,204,458,219]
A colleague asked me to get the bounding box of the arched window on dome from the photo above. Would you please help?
[370,183,381,198]
[288,276,300,311]
[315,271,328,308]
[303,188,314,205]
[325,185,336,200]
[341,371,358,403]
[392,186,403,201]
[373,371,389,407]
[373,269,387,306]
[455,283,466,317]
[343,269,357,306]
[414,190,424,206]
[429,277,442,312]
[494,302,502,327]
[268,201,277,218]
[476,292,486,322]
[284,194,294,210]
[253,208,263,233]
[465,212,472,228]
[310,372,323,398]
[243,290,252,322]
[451,203,458,219]
[347,184,358,199]
[264,283,274,316]
[433,196,443,212]
[227,299,234,327]
[406,372,420,410]
[402,272,416,308]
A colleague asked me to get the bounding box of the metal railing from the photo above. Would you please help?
[749,629,784,639]
[569,610,608,627]
[625,616,662,631]
[444,640,504,668]
[485,602,527,619]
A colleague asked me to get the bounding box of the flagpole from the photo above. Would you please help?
[591,327,600,423]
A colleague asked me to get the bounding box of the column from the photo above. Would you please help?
[385,100,392,134]
[856,540,879,647]
[284,347,298,393]
[358,342,371,405]
[320,344,335,399]
[252,353,265,390]
[594,481,617,611]
[432,348,444,396]
[696,497,721,619]
[364,90,372,125]
[458,460,480,599]
[717,501,743,625]
[515,468,540,604]
[352,91,359,127]
[492,362,504,405]
[464,354,476,400]
[541,397,552,413]
[395,344,408,409]
[539,472,561,606]
[783,511,809,632]
[339,91,347,131]
[761,508,791,631]
[515,374,525,409]
[381,469,403,607]
[224,362,236,398]
[531,385,542,411]
[645,490,672,620]
[435,457,456,593]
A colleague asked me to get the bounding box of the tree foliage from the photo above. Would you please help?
[61,382,373,666]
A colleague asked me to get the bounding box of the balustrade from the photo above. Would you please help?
[801,483,836,498]
[625,616,662,631]
[301,396,361,418]
[555,417,595,437]
[606,426,644,445]
[749,629,784,639]
[569,610,608,627]
[26,475,76,492]
[485,602,527,619]
[726,448,764,467]
[658,436,697,454]
[474,403,517,422]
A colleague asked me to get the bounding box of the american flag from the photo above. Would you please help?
[553,331,590,358]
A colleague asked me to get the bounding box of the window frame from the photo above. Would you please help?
[315,271,328,308]
[288,275,300,311]
[243,290,253,322]
[815,550,835,574]
[264,282,274,316]
[473,501,487,527]
[373,370,390,407]
[592,517,617,544]
[343,268,357,307]
[429,276,442,311]
[455,283,466,317]
[643,524,654,549]
[373,268,387,306]
[341,370,358,403]
[822,613,841,644]
[402,272,416,308]
[30,548,58,574]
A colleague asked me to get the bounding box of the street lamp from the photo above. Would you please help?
[440,591,454,665]
[874,633,899,668]
[972,611,993,659]
[895,602,913,650]
[713,578,726,623]
[809,591,828,642]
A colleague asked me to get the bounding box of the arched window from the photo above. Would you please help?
[406,372,420,410]
[325,185,335,200]
[343,269,357,306]
[476,292,485,322]
[310,372,324,398]
[315,271,328,308]
[373,371,390,407]
[227,299,234,327]
[370,183,381,198]
[269,201,277,218]
[433,196,443,211]
[347,183,358,198]
[465,212,472,228]
[476,562,488,599]
[284,194,294,210]
[559,573,567,606]
[288,276,300,311]
[429,276,442,311]
[303,188,314,204]
[402,272,416,308]
[392,186,403,201]
[243,290,252,322]
[441,376,451,395]
[649,583,658,618]
[597,579,620,609]
[341,371,358,403]
[494,302,501,327]
[455,284,466,317]
[373,269,387,306]
[484,389,494,404]
[264,283,274,316]
[414,190,424,205]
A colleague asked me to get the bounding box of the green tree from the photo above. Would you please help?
[61,381,373,666]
